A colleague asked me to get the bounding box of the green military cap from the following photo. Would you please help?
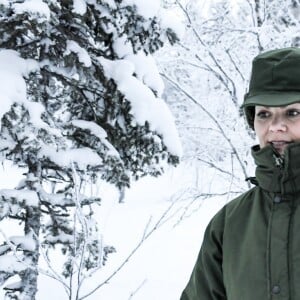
[243,47,300,129]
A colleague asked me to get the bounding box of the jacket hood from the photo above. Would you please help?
[252,142,300,195]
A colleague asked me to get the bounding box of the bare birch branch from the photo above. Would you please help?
[161,72,251,189]
[225,49,245,81]
[196,157,239,179]
[175,0,239,106]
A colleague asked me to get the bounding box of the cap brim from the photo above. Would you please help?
[243,92,300,107]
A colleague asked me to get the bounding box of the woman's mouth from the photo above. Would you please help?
[269,141,292,154]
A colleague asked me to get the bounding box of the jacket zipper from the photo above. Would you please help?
[266,203,274,300]
[288,203,295,300]
[277,153,295,300]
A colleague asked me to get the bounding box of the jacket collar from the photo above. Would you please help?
[252,142,300,195]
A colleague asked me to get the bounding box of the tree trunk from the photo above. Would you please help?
[20,164,41,300]
[254,0,264,52]
[19,206,40,300]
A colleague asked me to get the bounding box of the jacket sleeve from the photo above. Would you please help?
[180,207,227,300]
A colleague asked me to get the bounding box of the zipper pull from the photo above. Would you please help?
[273,154,284,169]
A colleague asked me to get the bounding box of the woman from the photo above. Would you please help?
[180,47,300,300]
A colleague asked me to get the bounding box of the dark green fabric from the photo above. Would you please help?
[242,47,300,129]
[181,142,300,300]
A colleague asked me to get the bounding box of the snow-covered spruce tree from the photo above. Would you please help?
[0,1,181,299]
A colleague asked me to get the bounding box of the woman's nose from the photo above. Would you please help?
[269,115,287,132]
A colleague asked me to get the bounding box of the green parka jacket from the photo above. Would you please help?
[181,143,300,300]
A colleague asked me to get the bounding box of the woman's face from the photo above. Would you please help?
[254,103,300,155]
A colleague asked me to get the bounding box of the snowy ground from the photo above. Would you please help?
[0,162,226,300]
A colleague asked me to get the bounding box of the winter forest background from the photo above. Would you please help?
[0,0,298,299]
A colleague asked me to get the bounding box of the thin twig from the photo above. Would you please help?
[79,199,178,300]
[161,72,250,188]
[225,49,245,81]
[176,0,238,106]
[196,157,239,179]
[71,163,90,300]
[128,279,148,300]
[0,229,70,295]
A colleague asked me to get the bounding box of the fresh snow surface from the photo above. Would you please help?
[12,0,51,21]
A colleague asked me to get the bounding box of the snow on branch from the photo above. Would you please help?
[99,56,182,157]
[120,0,161,19]
[38,145,103,169]
[9,233,36,252]
[71,120,120,157]
[0,50,38,128]
[0,255,27,273]
[72,0,87,15]
[12,0,50,21]
[0,189,39,207]
[64,41,92,67]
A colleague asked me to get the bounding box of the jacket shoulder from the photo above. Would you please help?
[223,186,271,226]
[226,186,258,212]
[198,186,264,241]
[203,187,257,231]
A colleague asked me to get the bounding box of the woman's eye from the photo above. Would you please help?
[287,109,300,117]
[256,111,270,119]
